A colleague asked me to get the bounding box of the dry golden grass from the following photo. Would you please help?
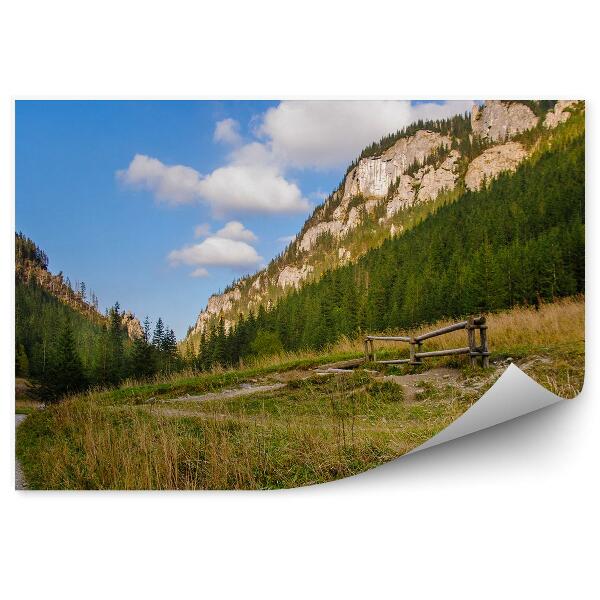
[235,295,584,382]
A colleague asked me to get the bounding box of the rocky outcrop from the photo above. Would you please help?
[277,264,314,289]
[465,142,527,191]
[343,130,452,198]
[298,131,453,252]
[471,101,538,142]
[192,287,241,335]
[417,149,461,202]
[384,149,460,217]
[386,174,416,218]
[390,223,403,237]
[121,311,143,339]
[299,221,344,252]
[544,100,578,128]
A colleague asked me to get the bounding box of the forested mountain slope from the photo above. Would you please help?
[185,100,582,348]
[15,234,180,399]
[191,107,584,368]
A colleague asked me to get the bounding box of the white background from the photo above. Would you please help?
[1,1,597,598]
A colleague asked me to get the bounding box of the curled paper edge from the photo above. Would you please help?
[408,363,563,455]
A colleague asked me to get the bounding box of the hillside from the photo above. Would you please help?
[15,233,179,398]
[185,100,582,347]
[16,232,143,340]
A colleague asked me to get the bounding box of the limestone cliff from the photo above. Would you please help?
[464,142,527,191]
[471,100,538,141]
[544,100,577,128]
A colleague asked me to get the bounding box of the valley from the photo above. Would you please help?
[14,99,585,490]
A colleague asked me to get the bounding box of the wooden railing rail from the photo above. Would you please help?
[365,316,489,368]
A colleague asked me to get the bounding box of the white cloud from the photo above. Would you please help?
[198,163,309,216]
[214,118,242,145]
[172,221,260,276]
[194,223,212,238]
[118,152,309,215]
[257,100,474,169]
[215,221,257,242]
[190,267,209,278]
[168,236,263,271]
[116,154,203,205]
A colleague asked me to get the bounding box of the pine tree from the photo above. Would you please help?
[39,321,87,402]
[106,302,124,385]
[152,317,165,349]
[162,328,178,373]
[130,316,155,379]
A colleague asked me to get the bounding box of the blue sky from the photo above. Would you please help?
[16,100,473,337]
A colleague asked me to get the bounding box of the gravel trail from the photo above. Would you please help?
[15,414,27,490]
[161,382,286,403]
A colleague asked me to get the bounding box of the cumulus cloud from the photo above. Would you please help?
[198,163,309,216]
[168,236,263,271]
[257,100,474,169]
[215,221,257,242]
[116,154,203,205]
[214,118,242,145]
[118,152,309,215]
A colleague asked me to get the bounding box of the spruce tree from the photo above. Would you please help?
[106,302,124,385]
[39,321,87,402]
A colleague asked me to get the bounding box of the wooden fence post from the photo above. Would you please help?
[479,319,489,368]
[466,317,476,367]
[410,337,422,365]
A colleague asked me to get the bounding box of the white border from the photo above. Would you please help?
[1,1,598,598]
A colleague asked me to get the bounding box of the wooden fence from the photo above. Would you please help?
[364,316,489,368]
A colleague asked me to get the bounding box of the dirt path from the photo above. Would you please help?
[159,382,286,404]
[151,365,500,419]
[15,414,27,490]
[381,367,461,401]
